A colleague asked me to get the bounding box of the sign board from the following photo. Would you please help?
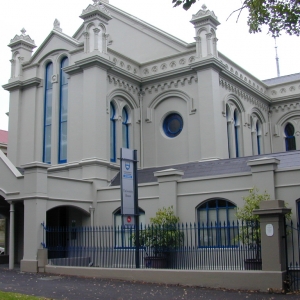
[123,215,135,227]
[266,224,274,237]
[120,148,136,215]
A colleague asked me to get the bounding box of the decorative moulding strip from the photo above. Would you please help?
[107,74,139,94]
[219,77,269,112]
[271,101,300,113]
[143,75,198,94]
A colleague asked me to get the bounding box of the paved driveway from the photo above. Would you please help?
[0,266,299,300]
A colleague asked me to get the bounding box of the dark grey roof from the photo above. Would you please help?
[263,73,300,86]
[110,150,300,186]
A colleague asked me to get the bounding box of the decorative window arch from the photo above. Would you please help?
[58,57,69,163]
[110,103,116,162]
[225,96,244,158]
[197,198,237,247]
[251,114,263,155]
[285,123,296,151]
[122,107,129,148]
[43,62,53,164]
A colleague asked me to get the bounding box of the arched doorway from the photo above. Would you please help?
[46,206,90,260]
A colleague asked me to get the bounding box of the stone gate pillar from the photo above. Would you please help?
[253,200,291,289]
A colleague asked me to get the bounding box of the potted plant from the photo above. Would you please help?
[139,206,183,268]
[236,188,270,270]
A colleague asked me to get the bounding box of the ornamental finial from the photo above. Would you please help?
[201,4,207,10]
[21,28,26,35]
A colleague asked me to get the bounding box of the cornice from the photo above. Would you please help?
[64,54,115,75]
[189,57,224,73]
[219,77,269,112]
[2,77,42,91]
[221,69,269,103]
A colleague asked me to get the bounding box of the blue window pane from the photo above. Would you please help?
[44,126,52,163]
[285,123,296,151]
[59,121,67,162]
[122,108,129,148]
[256,123,261,155]
[110,103,116,162]
[163,113,183,138]
[43,62,53,163]
[59,57,68,163]
[234,111,239,157]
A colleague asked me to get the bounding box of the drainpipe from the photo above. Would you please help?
[9,202,15,270]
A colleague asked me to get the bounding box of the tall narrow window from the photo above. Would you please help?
[234,110,239,157]
[110,103,116,162]
[226,105,231,158]
[58,57,69,163]
[256,122,261,155]
[43,62,53,164]
[122,107,129,148]
[285,123,296,151]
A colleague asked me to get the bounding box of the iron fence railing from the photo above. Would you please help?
[286,220,300,292]
[41,221,261,270]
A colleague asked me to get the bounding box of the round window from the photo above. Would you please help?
[163,113,183,138]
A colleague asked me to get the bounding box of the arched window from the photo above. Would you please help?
[58,57,69,163]
[110,103,116,162]
[114,207,145,248]
[197,199,237,247]
[285,123,296,151]
[251,116,263,156]
[43,62,53,164]
[234,110,240,157]
[122,107,129,148]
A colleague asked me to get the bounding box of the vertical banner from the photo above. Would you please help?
[120,148,140,268]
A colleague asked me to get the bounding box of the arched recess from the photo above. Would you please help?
[276,110,300,127]
[250,107,266,124]
[148,90,195,119]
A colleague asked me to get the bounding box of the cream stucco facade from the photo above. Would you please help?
[1,1,300,273]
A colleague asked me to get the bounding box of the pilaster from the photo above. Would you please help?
[248,157,279,199]
[154,169,184,214]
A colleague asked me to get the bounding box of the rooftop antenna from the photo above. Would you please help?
[274,37,280,77]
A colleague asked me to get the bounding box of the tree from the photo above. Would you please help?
[172,0,300,37]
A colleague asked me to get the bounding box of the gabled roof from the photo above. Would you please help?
[110,151,300,186]
[23,30,82,66]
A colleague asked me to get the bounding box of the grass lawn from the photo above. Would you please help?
[0,291,52,299]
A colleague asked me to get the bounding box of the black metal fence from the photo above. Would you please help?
[41,221,262,270]
[286,220,300,292]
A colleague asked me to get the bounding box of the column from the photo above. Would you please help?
[9,202,14,270]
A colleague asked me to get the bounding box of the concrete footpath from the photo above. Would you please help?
[0,265,299,300]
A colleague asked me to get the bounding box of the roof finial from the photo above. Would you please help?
[21,28,26,36]
[201,4,207,10]
[53,19,62,32]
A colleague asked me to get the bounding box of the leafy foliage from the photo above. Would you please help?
[173,0,300,36]
[139,206,183,256]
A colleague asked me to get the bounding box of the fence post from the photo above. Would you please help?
[253,200,291,273]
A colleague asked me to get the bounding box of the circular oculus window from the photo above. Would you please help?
[163,113,183,138]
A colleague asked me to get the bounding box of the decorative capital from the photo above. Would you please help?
[8,28,36,49]
[190,4,220,27]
